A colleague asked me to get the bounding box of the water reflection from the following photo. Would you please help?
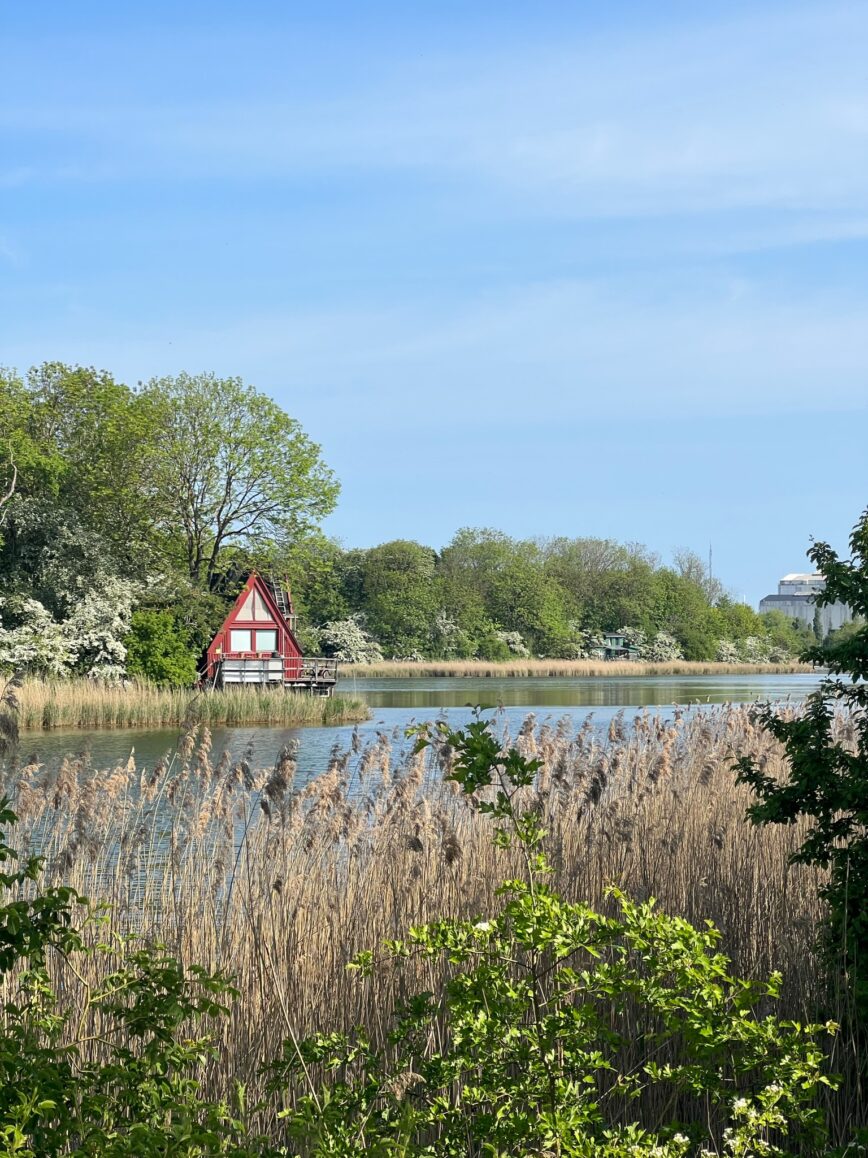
[342,673,823,709]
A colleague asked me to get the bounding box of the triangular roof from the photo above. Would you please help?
[226,573,289,626]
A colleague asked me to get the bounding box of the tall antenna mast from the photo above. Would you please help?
[708,542,713,583]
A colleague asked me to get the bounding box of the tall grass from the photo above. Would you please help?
[0,703,862,1145]
[345,658,814,678]
[13,678,369,730]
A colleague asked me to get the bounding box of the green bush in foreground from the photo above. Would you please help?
[272,716,837,1157]
[0,797,273,1157]
[737,508,868,1024]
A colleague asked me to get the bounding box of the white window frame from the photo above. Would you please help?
[230,628,252,652]
[255,629,278,653]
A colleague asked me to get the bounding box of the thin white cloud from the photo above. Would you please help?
[7,274,866,425]
[3,3,868,221]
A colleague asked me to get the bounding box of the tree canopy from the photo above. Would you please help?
[141,372,338,590]
[0,360,823,679]
[0,363,338,681]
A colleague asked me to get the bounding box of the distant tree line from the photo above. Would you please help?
[288,531,814,665]
[0,362,817,684]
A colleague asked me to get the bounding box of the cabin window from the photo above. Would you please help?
[230,629,252,652]
[255,629,277,653]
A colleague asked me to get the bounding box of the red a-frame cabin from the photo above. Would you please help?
[204,574,337,694]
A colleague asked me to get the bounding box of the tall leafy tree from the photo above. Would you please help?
[737,508,868,1021]
[24,362,156,557]
[650,568,719,659]
[354,539,438,656]
[0,364,156,613]
[141,373,339,590]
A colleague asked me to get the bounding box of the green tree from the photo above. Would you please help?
[649,569,718,659]
[437,528,511,651]
[0,364,159,616]
[24,362,158,565]
[486,556,574,656]
[736,508,868,1021]
[672,546,725,604]
[279,533,352,627]
[539,537,658,626]
[711,596,765,643]
[822,616,865,663]
[124,609,199,687]
[760,609,813,656]
[354,540,438,656]
[141,372,339,591]
[439,531,579,656]
[578,551,658,634]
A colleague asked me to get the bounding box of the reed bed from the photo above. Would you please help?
[345,658,815,678]
[0,704,861,1145]
[13,678,369,730]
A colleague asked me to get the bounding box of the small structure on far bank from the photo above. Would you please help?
[204,574,337,694]
[759,573,851,636]
[590,632,643,661]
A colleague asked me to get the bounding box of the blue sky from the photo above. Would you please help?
[2,1,867,604]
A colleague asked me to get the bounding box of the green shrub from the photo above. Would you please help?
[474,628,512,662]
[737,509,868,1023]
[271,715,837,1156]
[124,608,198,687]
[0,798,272,1156]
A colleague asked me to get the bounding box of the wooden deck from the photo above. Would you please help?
[216,656,339,695]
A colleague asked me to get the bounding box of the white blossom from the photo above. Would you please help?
[495,629,530,658]
[317,615,384,664]
[0,576,138,681]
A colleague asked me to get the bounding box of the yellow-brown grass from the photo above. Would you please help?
[0,705,861,1144]
[345,658,815,678]
[11,678,369,730]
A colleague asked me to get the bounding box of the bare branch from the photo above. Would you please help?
[0,451,17,522]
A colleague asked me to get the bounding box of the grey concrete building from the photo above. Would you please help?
[758,573,852,635]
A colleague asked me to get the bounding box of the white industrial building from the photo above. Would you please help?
[758,573,851,635]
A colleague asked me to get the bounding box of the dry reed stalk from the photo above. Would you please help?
[0,703,861,1146]
[13,678,370,731]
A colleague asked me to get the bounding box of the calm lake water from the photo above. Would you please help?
[11,673,823,783]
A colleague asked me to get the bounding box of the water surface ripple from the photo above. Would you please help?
[12,673,823,784]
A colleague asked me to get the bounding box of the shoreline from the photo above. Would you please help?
[340,659,816,679]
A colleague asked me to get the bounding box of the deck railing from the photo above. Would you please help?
[217,655,339,686]
[292,657,339,682]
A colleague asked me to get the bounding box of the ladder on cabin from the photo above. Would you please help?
[267,576,294,626]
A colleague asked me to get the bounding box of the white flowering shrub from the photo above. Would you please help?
[317,616,384,664]
[614,627,683,661]
[494,629,530,658]
[716,637,794,664]
[563,625,606,659]
[0,598,75,676]
[766,644,794,664]
[739,635,774,663]
[644,631,684,662]
[716,639,741,663]
[619,626,647,654]
[430,610,470,659]
[65,576,137,680]
[0,576,138,680]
